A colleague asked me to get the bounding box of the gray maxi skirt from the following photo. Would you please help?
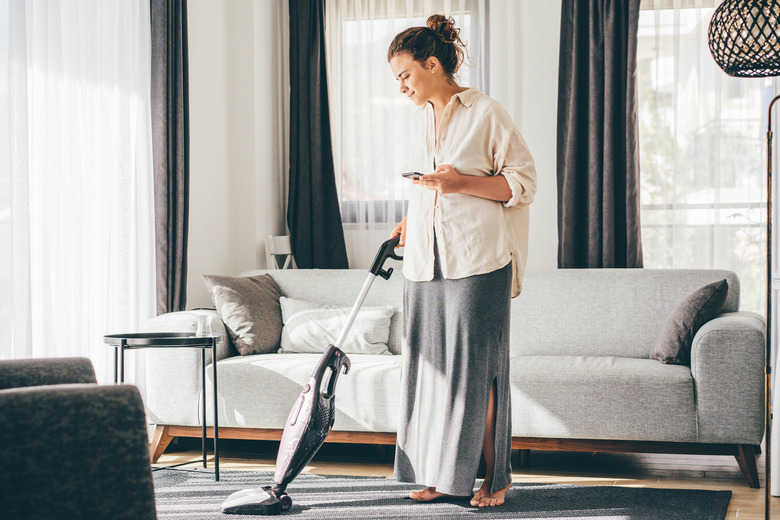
[394,256,513,496]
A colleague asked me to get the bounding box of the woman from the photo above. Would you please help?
[387,14,537,508]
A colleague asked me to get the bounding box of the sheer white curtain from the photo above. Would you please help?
[638,1,778,314]
[1,1,156,384]
[638,0,780,495]
[324,0,488,268]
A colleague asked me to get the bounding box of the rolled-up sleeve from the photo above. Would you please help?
[497,127,537,208]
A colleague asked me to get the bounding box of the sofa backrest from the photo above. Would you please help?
[254,268,739,359]
[510,269,740,359]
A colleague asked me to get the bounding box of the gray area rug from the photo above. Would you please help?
[153,468,731,520]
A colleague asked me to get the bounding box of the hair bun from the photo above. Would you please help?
[388,14,468,78]
[427,14,459,44]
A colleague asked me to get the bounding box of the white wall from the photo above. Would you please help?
[187,0,288,308]
[185,0,560,307]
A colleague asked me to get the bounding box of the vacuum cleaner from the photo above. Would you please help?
[221,236,403,515]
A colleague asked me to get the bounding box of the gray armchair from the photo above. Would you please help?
[0,357,157,520]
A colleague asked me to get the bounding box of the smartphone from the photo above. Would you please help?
[402,172,423,180]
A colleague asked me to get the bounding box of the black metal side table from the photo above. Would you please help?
[103,332,222,480]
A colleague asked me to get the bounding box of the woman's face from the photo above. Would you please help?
[389,52,437,107]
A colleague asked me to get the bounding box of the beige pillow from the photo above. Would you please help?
[202,274,282,355]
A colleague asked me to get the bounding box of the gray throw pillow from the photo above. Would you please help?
[202,274,283,355]
[278,297,394,355]
[650,279,729,366]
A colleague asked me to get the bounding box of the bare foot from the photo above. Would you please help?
[410,487,445,501]
[410,487,467,502]
[470,481,512,507]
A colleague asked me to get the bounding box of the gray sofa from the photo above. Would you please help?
[144,268,765,487]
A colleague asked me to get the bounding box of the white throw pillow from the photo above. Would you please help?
[278,297,394,355]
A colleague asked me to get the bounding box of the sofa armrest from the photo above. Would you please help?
[143,309,235,426]
[0,357,97,390]
[690,311,765,444]
[0,383,156,520]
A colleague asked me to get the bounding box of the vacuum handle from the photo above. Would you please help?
[334,236,403,349]
[370,235,404,280]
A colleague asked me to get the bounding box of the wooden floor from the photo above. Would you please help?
[154,438,779,519]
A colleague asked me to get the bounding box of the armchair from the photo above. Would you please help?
[0,357,157,520]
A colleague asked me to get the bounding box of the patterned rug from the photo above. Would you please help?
[153,468,732,520]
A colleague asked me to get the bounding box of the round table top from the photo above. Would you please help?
[103,332,223,348]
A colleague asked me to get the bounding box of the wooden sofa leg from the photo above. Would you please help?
[150,425,174,463]
[735,444,760,489]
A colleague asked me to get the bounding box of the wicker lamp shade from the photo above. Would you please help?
[708,0,780,77]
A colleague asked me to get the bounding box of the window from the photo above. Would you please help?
[324,0,488,267]
[637,4,778,312]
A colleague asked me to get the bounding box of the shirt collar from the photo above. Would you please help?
[421,88,481,113]
[452,87,480,108]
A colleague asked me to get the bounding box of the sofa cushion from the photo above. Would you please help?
[650,279,728,365]
[202,274,283,355]
[207,353,697,442]
[509,355,697,442]
[206,353,403,432]
[278,297,394,355]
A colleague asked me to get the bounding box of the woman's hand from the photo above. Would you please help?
[390,216,408,247]
[415,164,465,194]
[416,164,512,203]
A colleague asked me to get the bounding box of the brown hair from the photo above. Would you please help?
[387,14,468,79]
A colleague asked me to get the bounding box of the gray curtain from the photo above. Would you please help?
[287,0,350,269]
[151,0,189,314]
[557,0,643,268]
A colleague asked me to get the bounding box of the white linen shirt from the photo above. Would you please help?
[402,88,537,296]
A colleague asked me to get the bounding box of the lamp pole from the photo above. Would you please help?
[767,94,779,519]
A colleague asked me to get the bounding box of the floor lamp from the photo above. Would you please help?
[708,2,780,519]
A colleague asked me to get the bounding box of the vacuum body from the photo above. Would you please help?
[221,345,350,514]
